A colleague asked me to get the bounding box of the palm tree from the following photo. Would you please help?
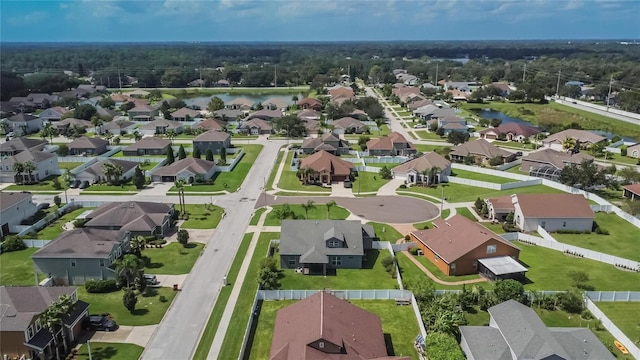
[421,168,431,186]
[91,116,104,134]
[429,167,441,185]
[115,254,143,288]
[301,200,315,219]
[12,162,25,184]
[325,200,336,219]
[166,129,177,145]
[130,236,147,257]
[102,162,116,184]
[40,122,52,142]
[374,118,385,136]
[39,295,73,360]
[175,179,186,214]
[111,164,124,185]
[562,137,577,151]
[23,161,36,184]
[39,307,63,360]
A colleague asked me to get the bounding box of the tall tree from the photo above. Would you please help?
[12,162,24,184]
[132,166,145,189]
[178,144,187,160]
[175,179,186,214]
[115,254,143,288]
[166,147,175,165]
[301,200,315,219]
[23,161,36,184]
[325,200,336,219]
[207,96,225,112]
[165,129,177,145]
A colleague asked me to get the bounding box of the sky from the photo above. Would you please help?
[1,0,638,42]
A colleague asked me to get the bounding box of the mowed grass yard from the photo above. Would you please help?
[180,204,223,229]
[0,248,40,286]
[367,222,404,242]
[143,242,203,274]
[5,175,67,191]
[277,151,331,193]
[450,168,518,184]
[552,212,640,261]
[263,203,350,226]
[76,342,143,360]
[352,170,389,193]
[247,300,419,360]
[403,183,564,203]
[596,302,640,344]
[265,147,286,190]
[35,207,94,240]
[395,252,486,291]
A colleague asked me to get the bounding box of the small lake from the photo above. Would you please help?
[183,93,303,108]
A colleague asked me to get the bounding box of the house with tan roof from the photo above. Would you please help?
[38,106,71,122]
[484,195,516,222]
[194,118,226,132]
[139,119,183,135]
[246,109,283,121]
[406,97,432,111]
[239,118,273,135]
[512,193,593,232]
[261,98,290,111]
[330,117,367,134]
[391,152,451,185]
[297,97,322,111]
[192,130,230,155]
[151,157,216,183]
[328,86,354,99]
[392,86,421,103]
[299,150,354,184]
[213,108,244,121]
[623,183,640,201]
[626,143,640,159]
[100,120,135,135]
[520,148,594,179]
[170,107,201,121]
[411,215,524,279]
[301,133,350,155]
[479,122,540,142]
[67,136,108,155]
[270,291,410,360]
[52,118,92,135]
[128,104,158,121]
[449,139,516,165]
[226,97,255,110]
[366,132,416,156]
[84,201,174,237]
[297,109,321,121]
[542,129,606,151]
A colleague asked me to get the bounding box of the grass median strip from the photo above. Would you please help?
[76,342,144,360]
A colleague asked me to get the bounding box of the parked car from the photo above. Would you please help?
[413,124,426,129]
[69,180,81,188]
[79,181,90,189]
[344,180,352,188]
[84,315,117,331]
[515,151,523,156]
[144,274,159,286]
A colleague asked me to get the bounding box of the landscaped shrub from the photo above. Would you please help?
[556,229,584,234]
[409,247,419,255]
[85,279,120,293]
[1,236,26,252]
[595,226,609,235]
[381,255,396,275]
[556,291,584,314]
[425,332,465,360]
[399,184,407,189]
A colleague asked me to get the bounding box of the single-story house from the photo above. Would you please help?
[407,98,433,111]
[512,193,594,232]
[192,130,231,155]
[67,136,108,156]
[623,183,640,201]
[449,139,516,165]
[7,113,43,136]
[100,120,136,135]
[626,143,640,159]
[52,118,92,135]
[0,192,37,237]
[124,89,150,98]
[246,109,283,121]
[261,98,289,111]
[301,133,350,155]
[0,286,90,360]
[269,291,409,360]
[128,104,158,121]
[0,137,47,156]
[38,106,71,123]
[542,129,606,151]
[213,108,243,121]
[298,150,354,184]
[366,132,416,156]
[171,107,200,121]
[484,195,515,222]
[441,122,469,135]
[330,117,367,134]
[410,215,524,278]
[479,123,540,142]
[296,109,321,121]
[279,220,375,274]
[84,201,175,237]
[32,229,131,285]
[74,159,138,185]
[76,84,107,95]
[459,300,614,360]
[226,98,255,110]
[151,157,216,183]
[123,137,171,156]
[391,152,451,185]
[238,118,273,135]
[139,119,183,135]
[10,93,59,110]
[213,79,230,87]
[414,104,457,120]
[443,81,480,92]
[392,86,421,102]
[0,150,59,183]
[193,118,226,132]
[296,97,322,111]
[520,148,594,180]
[328,86,354,99]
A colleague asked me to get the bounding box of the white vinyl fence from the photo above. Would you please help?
[586,298,640,359]
[16,202,82,237]
[21,239,51,247]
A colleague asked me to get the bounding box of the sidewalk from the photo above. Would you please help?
[400,250,488,286]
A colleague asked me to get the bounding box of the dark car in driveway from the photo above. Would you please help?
[69,180,81,188]
[84,315,117,331]
[79,180,90,189]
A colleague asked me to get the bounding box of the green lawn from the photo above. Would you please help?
[506,166,529,175]
[482,222,506,234]
[367,221,405,242]
[596,302,640,344]
[396,252,485,287]
[248,300,419,360]
[76,342,143,360]
[263,203,350,226]
[415,130,445,141]
[516,241,640,291]
[250,208,267,225]
[552,212,640,261]
[180,204,223,229]
[414,144,452,153]
[58,162,82,171]
[277,151,331,193]
[77,287,177,326]
[450,168,516,184]
[277,250,398,290]
[0,248,40,286]
[5,175,67,191]
[441,208,451,218]
[403,183,564,203]
[352,171,389,193]
[35,207,93,240]
[265,147,286,190]
[456,207,478,221]
[143,242,203,274]
[216,232,280,360]
[492,140,536,150]
[193,233,253,360]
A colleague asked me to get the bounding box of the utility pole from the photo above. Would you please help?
[606,75,613,109]
[435,63,439,85]
[522,63,527,82]
[555,67,562,98]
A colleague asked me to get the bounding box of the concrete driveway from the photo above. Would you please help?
[89,325,157,347]
[138,182,174,196]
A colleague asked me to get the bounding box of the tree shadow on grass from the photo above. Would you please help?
[145,262,164,269]
[182,243,197,249]
[131,308,149,316]
[142,288,158,297]
[383,333,395,356]
[90,345,118,360]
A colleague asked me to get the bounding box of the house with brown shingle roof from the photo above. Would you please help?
[261,98,290,111]
[128,103,158,121]
[520,148,594,176]
[246,109,283,121]
[542,129,606,151]
[479,123,540,142]
[239,118,273,135]
[270,291,410,360]
[512,194,593,232]
[330,117,367,135]
[67,136,108,155]
[226,97,255,110]
[484,195,516,222]
[391,152,451,185]
[299,150,354,184]
[410,215,523,278]
[301,133,350,155]
[192,130,230,155]
[297,97,322,111]
[170,107,200,121]
[328,86,354,99]
[366,132,416,156]
[626,143,640,159]
[297,109,321,121]
[449,139,515,165]
[194,118,226,132]
[123,137,171,156]
[623,183,640,201]
[391,86,421,103]
[151,157,216,183]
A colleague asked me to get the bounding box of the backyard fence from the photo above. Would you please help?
[452,163,536,181]
[370,241,404,289]
[16,202,82,237]
[258,289,414,301]
[586,291,640,302]
[590,204,614,213]
[496,158,522,171]
[215,148,245,172]
[58,156,96,163]
[20,239,51,247]
[585,298,640,359]
[535,225,557,243]
[364,156,409,164]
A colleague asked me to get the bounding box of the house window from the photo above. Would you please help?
[26,325,34,340]
[330,256,342,267]
[541,221,546,229]
[319,342,325,349]
[472,260,478,269]
[563,221,567,227]
[328,240,341,248]
[70,259,77,267]
[450,263,456,274]
[99,259,105,267]
[288,257,296,266]
[35,319,41,332]
[434,255,440,262]
[487,245,497,254]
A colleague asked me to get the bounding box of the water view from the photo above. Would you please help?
[183,93,303,108]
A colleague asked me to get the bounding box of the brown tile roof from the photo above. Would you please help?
[543,129,606,145]
[194,130,230,142]
[297,97,321,107]
[299,150,353,176]
[332,117,366,130]
[139,119,182,131]
[68,136,108,149]
[514,194,593,219]
[366,132,414,151]
[521,148,593,170]
[240,118,273,131]
[194,119,226,131]
[392,152,451,173]
[486,195,515,212]
[170,107,200,119]
[329,86,354,98]
[297,109,321,120]
[129,104,154,112]
[450,139,514,159]
[411,215,518,264]
[228,97,255,107]
[261,98,289,109]
[247,109,283,120]
[55,117,92,128]
[270,292,409,360]
[624,183,640,196]
[479,123,540,138]
[0,286,77,331]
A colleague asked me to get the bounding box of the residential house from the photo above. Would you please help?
[443,81,480,93]
[328,86,354,99]
[213,108,243,121]
[302,119,322,135]
[0,138,47,156]
[297,109,321,122]
[0,192,37,237]
[269,291,410,360]
[450,139,516,165]
[8,113,43,135]
[94,105,119,121]
[76,84,107,96]
[298,150,354,184]
[520,148,594,180]
[10,93,59,110]
[448,89,470,101]
[226,98,255,111]
[331,117,367,134]
[484,195,515,222]
[246,109,283,121]
[366,132,416,156]
[349,109,369,121]
[414,104,457,121]
[213,79,230,87]
[84,201,174,237]
[52,118,92,135]
[459,300,614,360]
[125,89,150,98]
[261,98,289,111]
[407,97,433,111]
[100,120,136,135]
[122,137,171,156]
[151,157,216,183]
[279,220,375,274]
[440,121,469,135]
[410,215,524,278]
[0,286,90,360]
[623,184,640,201]
[67,137,108,156]
[391,152,451,185]
[392,86,421,103]
[542,129,606,151]
[330,93,353,106]
[479,123,540,142]
[32,228,131,285]
[392,69,407,76]
[38,106,71,123]
[188,79,206,87]
[0,150,59,183]
[193,118,226,132]
[626,143,640,158]
[301,133,350,155]
[186,98,210,111]
[238,118,273,135]
[297,97,322,111]
[74,159,138,184]
[512,193,594,232]
[170,107,200,122]
[487,82,513,96]
[192,130,231,155]
[397,73,418,86]
[139,119,183,135]
[297,110,323,135]
[110,93,130,108]
[128,104,158,121]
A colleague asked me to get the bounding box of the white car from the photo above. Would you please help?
[413,124,426,129]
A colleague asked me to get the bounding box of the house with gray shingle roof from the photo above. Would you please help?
[279,220,376,275]
[67,136,108,155]
[193,130,231,155]
[0,138,47,156]
[0,149,59,183]
[449,139,515,165]
[52,118,92,135]
[301,133,350,155]
[239,118,273,135]
[38,106,71,122]
[123,137,171,156]
[151,157,216,183]
[391,152,451,185]
[330,117,367,134]
[0,192,37,237]
[74,159,138,185]
[84,201,174,237]
[139,119,183,135]
[7,113,43,136]
[171,107,201,122]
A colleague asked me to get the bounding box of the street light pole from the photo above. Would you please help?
[87,340,93,360]
[440,186,444,214]
[263,176,267,207]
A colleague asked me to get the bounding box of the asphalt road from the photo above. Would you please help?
[552,97,640,127]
